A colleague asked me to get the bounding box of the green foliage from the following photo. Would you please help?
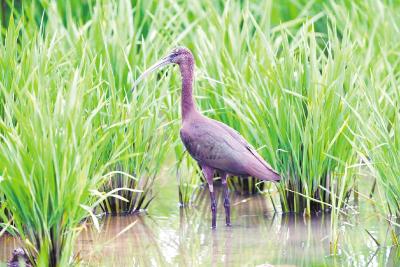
[0,41,114,265]
[0,0,177,265]
[330,0,400,244]
[354,53,400,217]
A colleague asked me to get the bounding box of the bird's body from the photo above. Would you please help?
[180,113,279,181]
[133,47,280,228]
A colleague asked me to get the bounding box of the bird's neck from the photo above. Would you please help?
[179,57,197,121]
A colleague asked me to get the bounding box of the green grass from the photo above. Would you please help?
[329,0,400,244]
[0,13,132,263]
[0,1,178,265]
[352,50,400,241]
[0,192,10,231]
[0,37,113,265]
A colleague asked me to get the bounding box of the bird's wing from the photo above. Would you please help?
[180,124,246,174]
[210,119,280,176]
[180,119,280,181]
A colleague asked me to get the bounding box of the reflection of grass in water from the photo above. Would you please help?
[336,208,400,266]
[78,215,168,266]
[73,187,398,266]
[178,188,399,266]
[175,187,331,266]
[0,233,18,263]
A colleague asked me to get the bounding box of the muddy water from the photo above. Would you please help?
[0,186,398,266]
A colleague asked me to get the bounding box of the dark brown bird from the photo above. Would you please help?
[133,47,280,228]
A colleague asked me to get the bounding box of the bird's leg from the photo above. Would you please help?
[221,173,231,226]
[201,165,216,229]
[209,188,217,229]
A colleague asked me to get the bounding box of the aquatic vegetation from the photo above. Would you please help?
[330,0,400,243]
[81,1,175,215]
[175,151,202,206]
[0,193,9,229]
[0,50,112,265]
[356,66,400,226]
[0,1,175,264]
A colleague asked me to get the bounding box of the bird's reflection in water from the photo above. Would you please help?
[181,186,332,266]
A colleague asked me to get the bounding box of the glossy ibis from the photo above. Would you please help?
[133,47,280,228]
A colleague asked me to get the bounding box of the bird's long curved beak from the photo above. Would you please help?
[131,54,173,91]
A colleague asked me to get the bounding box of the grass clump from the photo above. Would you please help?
[0,53,114,265]
[361,89,400,243]
[331,0,400,244]
[0,192,10,229]
[262,26,358,214]
[355,58,400,220]
[175,151,202,206]
[77,0,175,214]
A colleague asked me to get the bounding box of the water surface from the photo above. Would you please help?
[1,185,398,266]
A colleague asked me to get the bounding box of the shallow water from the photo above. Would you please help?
[77,193,331,266]
[0,185,399,266]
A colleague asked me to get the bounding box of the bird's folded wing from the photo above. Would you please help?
[180,123,249,174]
[210,119,279,175]
[180,120,279,181]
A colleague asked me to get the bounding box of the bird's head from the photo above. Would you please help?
[169,46,193,65]
[132,46,193,91]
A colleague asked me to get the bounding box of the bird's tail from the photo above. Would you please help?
[246,161,281,182]
[260,169,280,182]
